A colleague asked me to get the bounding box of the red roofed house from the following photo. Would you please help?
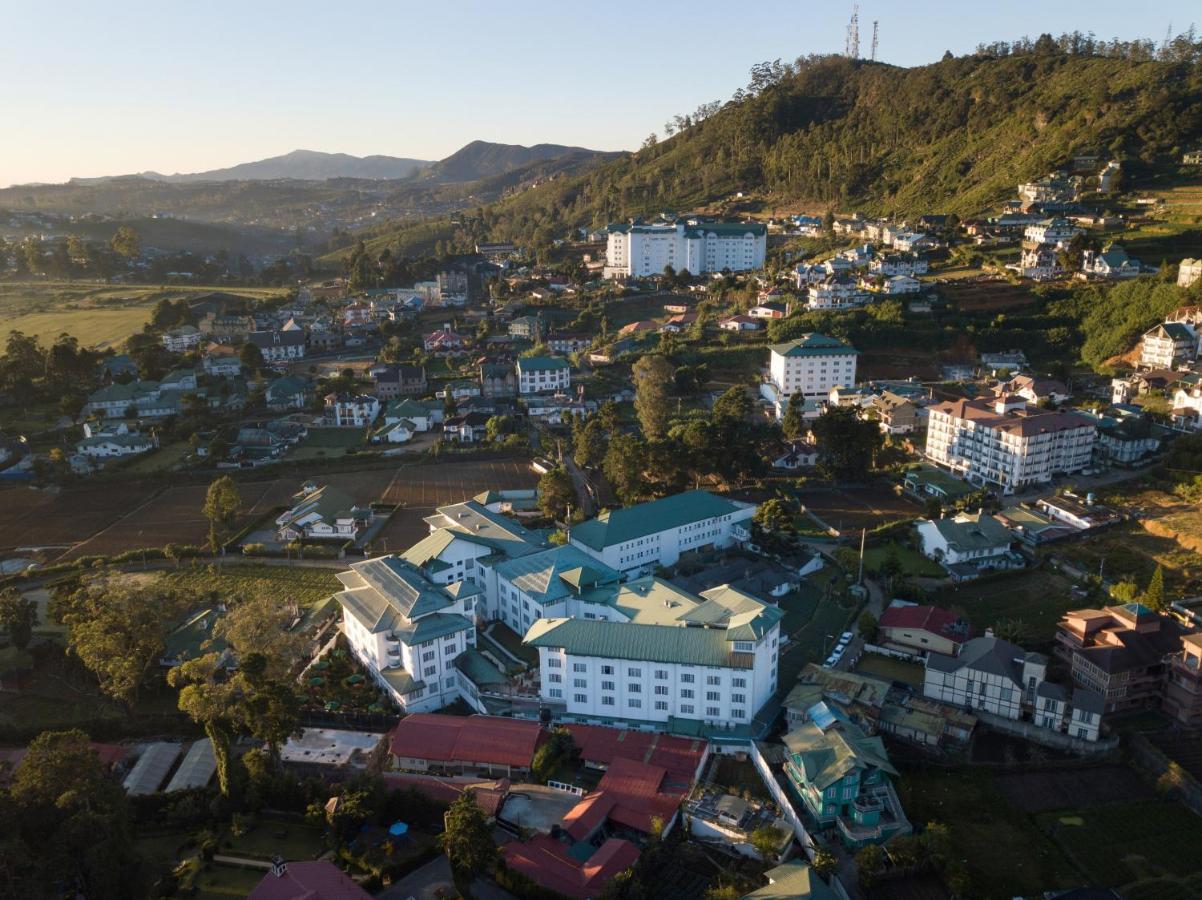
[564,724,707,785]
[502,835,640,899]
[389,713,547,777]
[562,756,683,843]
[878,603,970,658]
[248,859,371,900]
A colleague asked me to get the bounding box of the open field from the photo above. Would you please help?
[795,485,922,535]
[931,566,1078,644]
[857,347,943,380]
[995,765,1153,814]
[0,457,538,561]
[0,282,286,348]
[162,564,342,610]
[936,279,1039,313]
[854,654,925,686]
[863,542,946,578]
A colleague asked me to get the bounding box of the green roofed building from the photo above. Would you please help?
[568,489,756,578]
[517,356,571,395]
[742,861,837,900]
[523,574,782,730]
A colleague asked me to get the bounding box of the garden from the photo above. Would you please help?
[302,639,396,717]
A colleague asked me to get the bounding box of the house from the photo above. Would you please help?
[569,489,756,578]
[517,356,570,395]
[882,274,921,295]
[924,635,1048,720]
[870,252,929,277]
[1081,245,1143,280]
[371,417,415,444]
[443,412,491,443]
[248,330,306,362]
[247,858,373,900]
[618,320,659,337]
[389,714,546,776]
[1171,383,1202,431]
[265,376,311,411]
[864,391,917,434]
[548,333,591,354]
[742,861,837,900]
[1164,635,1202,728]
[604,220,767,278]
[781,717,910,848]
[1178,258,1202,288]
[763,334,858,420]
[658,312,698,333]
[439,379,482,402]
[201,344,242,377]
[807,275,861,310]
[924,396,1096,493]
[335,556,480,711]
[524,394,590,424]
[719,315,762,332]
[324,393,379,428]
[276,482,374,542]
[749,302,788,319]
[979,350,1028,372]
[1141,322,1198,369]
[1035,494,1122,531]
[161,325,201,353]
[902,464,976,505]
[381,398,434,432]
[525,579,782,729]
[198,313,255,342]
[502,836,641,900]
[423,329,465,353]
[76,428,156,459]
[994,374,1069,406]
[508,315,543,340]
[99,354,139,381]
[772,440,818,470]
[371,364,426,399]
[480,362,517,397]
[878,602,970,657]
[1055,604,1199,715]
[915,512,1019,577]
[1185,150,1202,165]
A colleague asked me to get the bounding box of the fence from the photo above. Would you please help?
[862,642,923,662]
[973,708,1119,755]
[546,780,585,797]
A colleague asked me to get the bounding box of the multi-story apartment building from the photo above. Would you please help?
[806,275,863,310]
[248,329,306,362]
[516,357,571,395]
[524,579,782,729]
[1055,603,1197,715]
[324,393,380,427]
[1140,322,1198,369]
[924,395,1096,494]
[336,555,481,712]
[162,325,201,353]
[1023,217,1082,246]
[1163,634,1202,728]
[568,490,756,579]
[765,334,858,421]
[869,252,929,277]
[604,220,767,278]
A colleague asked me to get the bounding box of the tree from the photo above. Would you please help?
[811,405,883,481]
[855,843,886,890]
[711,385,752,427]
[441,790,498,896]
[169,653,238,795]
[1142,564,1167,611]
[239,341,264,372]
[1110,580,1139,603]
[203,475,242,553]
[632,354,676,441]
[538,467,577,521]
[531,727,579,782]
[60,578,192,707]
[858,610,879,643]
[109,225,141,259]
[603,433,647,504]
[781,392,806,440]
[573,417,608,469]
[754,498,792,534]
[215,593,306,680]
[812,848,838,878]
[923,496,943,520]
[485,415,513,443]
[0,587,38,650]
[750,824,785,861]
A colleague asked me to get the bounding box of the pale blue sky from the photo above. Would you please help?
[2,0,1193,186]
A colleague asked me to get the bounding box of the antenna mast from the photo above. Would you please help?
[845,4,860,59]
[870,20,879,61]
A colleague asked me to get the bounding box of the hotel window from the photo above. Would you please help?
[549,689,562,698]
[574,663,586,672]
[655,669,668,680]
[732,693,745,705]
[706,706,720,717]
[424,666,436,677]
[628,699,642,709]
[602,680,614,691]
[574,693,587,704]
[549,674,561,684]
[422,651,435,662]
[655,685,668,695]
[574,678,587,688]
[602,665,614,675]
[707,675,721,686]
[680,704,694,714]
[548,658,561,668]
[627,667,641,677]
[733,678,747,688]
[706,691,720,702]
[681,674,695,683]
[628,683,641,693]
[732,709,744,719]
[601,696,615,706]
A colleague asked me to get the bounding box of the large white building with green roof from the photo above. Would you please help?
[336,554,482,712]
[568,490,756,579]
[604,220,767,278]
[516,356,570,395]
[765,334,858,419]
[524,579,782,728]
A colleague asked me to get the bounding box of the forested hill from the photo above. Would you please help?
[328,41,1202,261]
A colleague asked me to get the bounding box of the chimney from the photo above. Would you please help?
[270,857,287,878]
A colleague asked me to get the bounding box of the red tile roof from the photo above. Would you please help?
[564,725,705,785]
[389,714,546,769]
[879,605,968,643]
[502,835,640,899]
[381,773,510,817]
[248,861,372,900]
[563,757,685,841]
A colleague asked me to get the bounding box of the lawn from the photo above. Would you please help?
[119,440,194,474]
[854,654,926,686]
[162,564,341,610]
[218,816,326,861]
[930,566,1079,646]
[290,428,368,460]
[863,542,946,578]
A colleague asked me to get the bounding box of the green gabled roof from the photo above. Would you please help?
[927,512,1011,552]
[783,719,897,790]
[88,380,158,404]
[400,527,508,568]
[380,667,424,697]
[768,333,857,358]
[372,418,414,438]
[266,375,309,398]
[495,545,621,604]
[743,861,836,900]
[517,356,569,373]
[401,613,473,644]
[385,398,429,419]
[570,490,748,551]
[454,647,508,688]
[524,617,751,669]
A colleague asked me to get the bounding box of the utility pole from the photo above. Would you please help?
[857,527,866,585]
[845,4,860,59]
[871,20,879,61]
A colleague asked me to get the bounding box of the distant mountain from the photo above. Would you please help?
[133,149,432,183]
[421,140,613,183]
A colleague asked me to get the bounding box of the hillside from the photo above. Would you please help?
[106,149,430,183]
[327,47,1202,261]
[419,140,613,183]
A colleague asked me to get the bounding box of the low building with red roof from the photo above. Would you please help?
[389,713,547,777]
[878,603,970,657]
[501,835,640,899]
[564,724,707,786]
[248,859,371,900]
[562,756,684,843]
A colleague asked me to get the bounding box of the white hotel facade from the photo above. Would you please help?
[925,395,1096,494]
[761,333,858,419]
[604,220,767,278]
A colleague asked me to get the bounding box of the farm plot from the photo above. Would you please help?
[0,483,162,552]
[996,765,1154,814]
[931,566,1078,645]
[937,279,1039,313]
[795,485,922,535]
[162,564,342,610]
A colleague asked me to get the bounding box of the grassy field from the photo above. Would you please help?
[0,281,287,349]
[290,428,368,460]
[930,566,1078,645]
[162,564,341,610]
[863,542,946,578]
[854,654,926,686]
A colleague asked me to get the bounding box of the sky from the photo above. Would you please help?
[2,0,1195,187]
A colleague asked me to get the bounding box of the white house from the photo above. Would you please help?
[915,512,1014,567]
[516,357,571,395]
[275,482,373,542]
[248,329,306,362]
[568,489,756,579]
[870,253,929,277]
[524,579,782,729]
[336,555,480,712]
[807,276,862,310]
[162,325,201,353]
[763,333,858,420]
[324,393,380,427]
[924,395,1096,493]
[604,220,767,278]
[1081,246,1143,280]
[1178,259,1202,288]
[719,315,762,332]
[1023,218,1081,247]
[76,428,156,459]
[1141,322,1198,369]
[201,345,242,377]
[924,636,1048,720]
[882,275,922,295]
[372,418,415,444]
